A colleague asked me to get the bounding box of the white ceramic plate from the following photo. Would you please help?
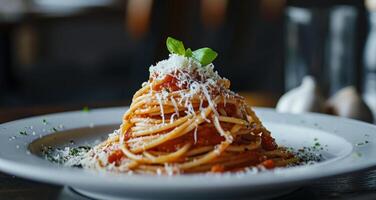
[0,107,376,200]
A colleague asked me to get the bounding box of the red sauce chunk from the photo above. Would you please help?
[108,150,124,165]
[153,75,182,92]
[261,159,275,169]
[261,133,278,151]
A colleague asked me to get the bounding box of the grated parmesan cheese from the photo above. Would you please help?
[155,93,165,124]
[148,54,233,119]
[170,96,180,118]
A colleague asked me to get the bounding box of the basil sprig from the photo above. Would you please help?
[166,37,217,66]
[192,47,218,66]
[166,37,185,55]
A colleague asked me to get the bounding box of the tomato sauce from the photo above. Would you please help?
[108,150,124,165]
[261,133,277,151]
[261,159,275,169]
[217,103,238,117]
[153,75,183,92]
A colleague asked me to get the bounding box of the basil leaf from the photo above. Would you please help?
[185,48,192,57]
[166,37,185,55]
[192,47,218,66]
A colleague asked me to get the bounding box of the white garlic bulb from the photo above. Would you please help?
[276,76,326,114]
[326,86,374,123]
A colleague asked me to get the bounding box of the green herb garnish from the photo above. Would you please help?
[192,48,218,66]
[69,148,80,156]
[19,131,27,135]
[185,48,193,57]
[166,37,218,66]
[83,106,90,113]
[166,37,185,55]
[69,146,91,156]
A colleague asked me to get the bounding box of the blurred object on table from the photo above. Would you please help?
[276,79,374,123]
[325,6,358,95]
[284,3,360,95]
[284,6,327,92]
[276,76,326,114]
[326,86,374,123]
[281,1,376,123]
[363,0,376,123]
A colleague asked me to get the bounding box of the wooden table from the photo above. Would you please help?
[1,98,376,200]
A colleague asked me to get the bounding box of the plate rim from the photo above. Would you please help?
[0,107,376,191]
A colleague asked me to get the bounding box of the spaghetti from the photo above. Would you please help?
[80,48,298,175]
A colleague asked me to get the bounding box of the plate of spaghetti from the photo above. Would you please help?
[0,38,376,200]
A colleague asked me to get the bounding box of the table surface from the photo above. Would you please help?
[1,97,376,200]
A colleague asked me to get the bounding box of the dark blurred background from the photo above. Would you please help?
[0,0,375,118]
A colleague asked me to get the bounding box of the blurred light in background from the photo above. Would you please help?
[126,0,153,38]
[0,0,26,21]
[201,0,227,29]
[34,0,115,15]
[14,23,38,67]
[259,0,286,21]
